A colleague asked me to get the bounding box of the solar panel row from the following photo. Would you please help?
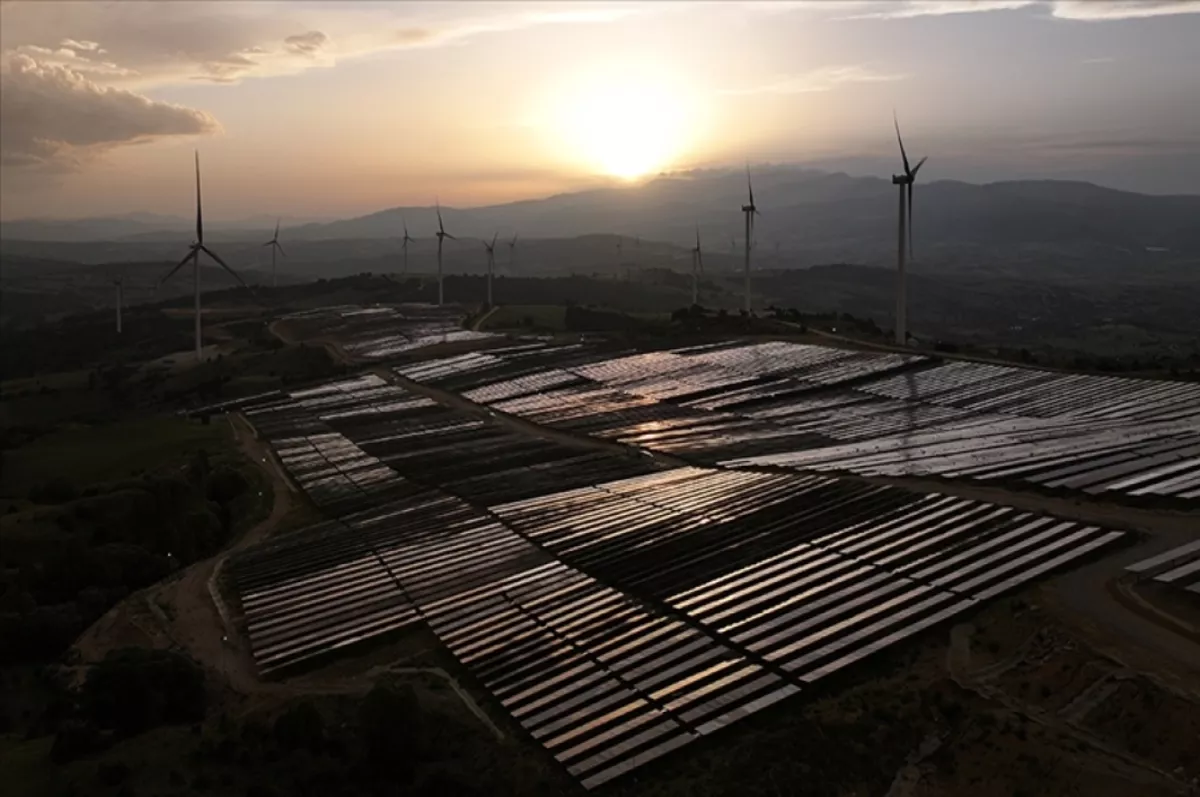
[1125,541,1200,593]
[397,340,1200,501]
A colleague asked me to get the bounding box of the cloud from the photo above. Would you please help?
[284,30,329,56]
[841,0,1200,20]
[842,1,1036,20]
[1050,1,1200,20]
[0,2,654,91]
[720,65,908,96]
[0,52,219,172]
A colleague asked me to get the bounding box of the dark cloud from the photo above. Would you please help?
[284,31,328,56]
[0,53,219,171]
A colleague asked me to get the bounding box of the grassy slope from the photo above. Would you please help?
[0,417,228,499]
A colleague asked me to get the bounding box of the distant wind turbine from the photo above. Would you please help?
[483,232,498,306]
[114,275,124,333]
[891,112,927,345]
[401,216,415,275]
[740,165,760,314]
[158,151,255,360]
[507,233,518,272]
[434,200,456,306]
[690,225,704,306]
[261,219,286,288]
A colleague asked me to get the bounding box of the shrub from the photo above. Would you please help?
[82,648,206,735]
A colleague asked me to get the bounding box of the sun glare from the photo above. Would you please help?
[552,69,694,180]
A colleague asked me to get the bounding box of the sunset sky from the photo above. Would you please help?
[2,0,1198,220]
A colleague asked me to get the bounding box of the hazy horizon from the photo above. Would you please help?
[2,0,1198,221]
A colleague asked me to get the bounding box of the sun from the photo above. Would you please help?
[553,70,693,180]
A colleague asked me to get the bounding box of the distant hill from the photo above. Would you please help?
[0,213,334,242]
[3,168,1197,277]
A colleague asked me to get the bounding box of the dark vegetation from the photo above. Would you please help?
[19,674,569,797]
[0,442,253,665]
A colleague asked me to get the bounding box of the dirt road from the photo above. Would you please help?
[73,411,303,695]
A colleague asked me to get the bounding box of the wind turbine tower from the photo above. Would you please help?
[891,113,927,346]
[691,226,704,306]
[483,232,498,306]
[740,167,760,314]
[262,219,286,288]
[159,152,255,360]
[434,201,456,306]
[114,276,124,333]
[401,217,415,275]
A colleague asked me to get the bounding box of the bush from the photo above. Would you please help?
[273,700,325,752]
[360,683,423,780]
[207,467,248,505]
[82,648,206,735]
[30,477,78,505]
[51,719,108,763]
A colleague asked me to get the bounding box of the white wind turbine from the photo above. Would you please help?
[158,151,254,360]
[261,218,286,288]
[434,200,456,306]
[690,225,704,306]
[740,166,760,314]
[483,232,498,306]
[401,216,415,275]
[891,113,927,346]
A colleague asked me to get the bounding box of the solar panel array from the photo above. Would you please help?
[396,340,1200,501]
[276,304,496,361]
[228,365,1130,789]
[1126,540,1200,594]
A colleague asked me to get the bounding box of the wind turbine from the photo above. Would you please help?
[434,201,456,306]
[507,233,518,272]
[158,151,254,361]
[261,219,286,288]
[740,166,760,314]
[401,217,415,275]
[891,113,927,346]
[690,225,704,306]
[114,276,124,333]
[483,232,498,306]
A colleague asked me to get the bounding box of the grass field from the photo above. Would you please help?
[0,416,230,498]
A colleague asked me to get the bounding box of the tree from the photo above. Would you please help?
[273,700,325,752]
[360,683,422,780]
[82,648,206,735]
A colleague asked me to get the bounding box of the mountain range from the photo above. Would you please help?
[3,168,1197,275]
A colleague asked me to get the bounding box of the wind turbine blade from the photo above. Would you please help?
[908,182,915,261]
[436,201,445,233]
[695,225,700,249]
[893,111,911,175]
[444,233,457,241]
[194,150,204,244]
[491,232,498,248]
[911,155,928,177]
[747,166,755,208]
[697,249,703,273]
[274,218,280,239]
[275,241,287,257]
[199,245,254,294]
[159,249,196,286]
[261,241,273,247]
[511,233,518,247]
